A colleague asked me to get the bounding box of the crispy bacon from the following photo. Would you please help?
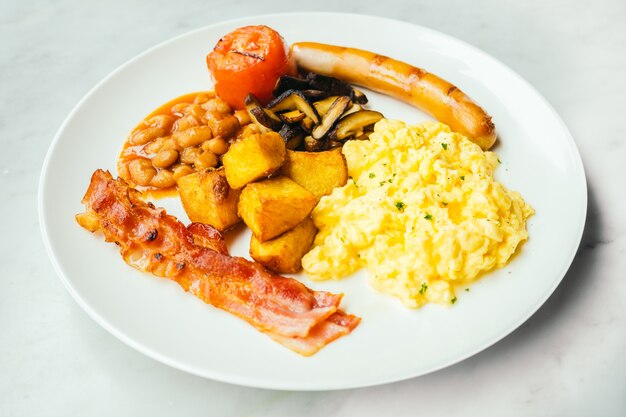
[76,170,359,355]
[267,311,361,356]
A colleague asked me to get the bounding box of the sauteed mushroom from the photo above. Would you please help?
[245,73,382,151]
[244,94,282,132]
[279,124,305,150]
[329,110,384,141]
[303,135,326,152]
[273,75,310,96]
[312,96,351,140]
[267,90,320,125]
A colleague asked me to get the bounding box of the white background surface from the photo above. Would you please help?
[2,0,624,415]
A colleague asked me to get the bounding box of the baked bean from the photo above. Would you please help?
[150,169,176,189]
[120,92,250,189]
[234,109,251,126]
[143,137,165,154]
[152,149,179,168]
[194,151,218,170]
[202,98,231,115]
[180,147,201,164]
[130,127,166,145]
[171,102,188,116]
[172,164,195,181]
[194,92,214,104]
[128,158,156,186]
[208,115,239,140]
[203,110,218,125]
[202,137,229,155]
[174,126,213,148]
[172,114,199,133]
[161,137,177,151]
[145,115,175,131]
[185,104,205,120]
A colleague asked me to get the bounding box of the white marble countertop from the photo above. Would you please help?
[2,0,625,415]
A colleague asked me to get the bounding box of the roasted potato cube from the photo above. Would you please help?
[222,132,285,189]
[281,148,348,201]
[238,176,316,242]
[250,217,317,273]
[178,167,241,231]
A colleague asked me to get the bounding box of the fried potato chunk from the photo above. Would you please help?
[238,176,316,242]
[222,131,286,189]
[250,217,317,273]
[178,167,241,231]
[281,148,348,201]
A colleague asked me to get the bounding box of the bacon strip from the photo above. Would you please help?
[267,311,361,356]
[76,170,359,354]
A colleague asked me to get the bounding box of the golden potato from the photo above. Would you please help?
[238,176,316,242]
[177,167,241,231]
[250,217,317,273]
[281,148,348,201]
[222,132,286,189]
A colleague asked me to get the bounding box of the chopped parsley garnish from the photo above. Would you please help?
[395,201,405,211]
[498,158,502,164]
[441,143,448,150]
[379,181,386,186]
[369,172,375,179]
[460,175,465,180]
[442,202,448,206]
[465,288,470,292]
[451,297,458,304]
[424,213,433,220]
[419,283,428,295]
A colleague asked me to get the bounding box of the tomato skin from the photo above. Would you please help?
[206,26,295,109]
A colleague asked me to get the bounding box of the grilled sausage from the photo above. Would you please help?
[290,42,496,150]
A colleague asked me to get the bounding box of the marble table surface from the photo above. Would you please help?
[2,0,625,415]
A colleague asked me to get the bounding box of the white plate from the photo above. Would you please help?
[39,13,586,390]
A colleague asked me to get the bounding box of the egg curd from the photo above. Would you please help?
[301,120,534,308]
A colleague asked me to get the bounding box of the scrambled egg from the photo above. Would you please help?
[301,120,534,308]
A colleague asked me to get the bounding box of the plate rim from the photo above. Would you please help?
[38,11,587,390]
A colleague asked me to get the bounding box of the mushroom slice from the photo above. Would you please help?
[330,110,384,141]
[267,90,320,125]
[244,93,282,132]
[300,117,315,133]
[312,96,352,140]
[342,104,363,117]
[273,75,310,96]
[278,124,305,150]
[301,89,329,101]
[328,139,343,148]
[280,109,306,124]
[306,73,369,104]
[313,96,342,117]
[304,135,326,152]
[351,88,368,104]
[305,73,353,97]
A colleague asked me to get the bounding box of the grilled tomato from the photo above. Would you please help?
[207,25,295,109]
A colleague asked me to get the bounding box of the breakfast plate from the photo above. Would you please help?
[39,13,586,390]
